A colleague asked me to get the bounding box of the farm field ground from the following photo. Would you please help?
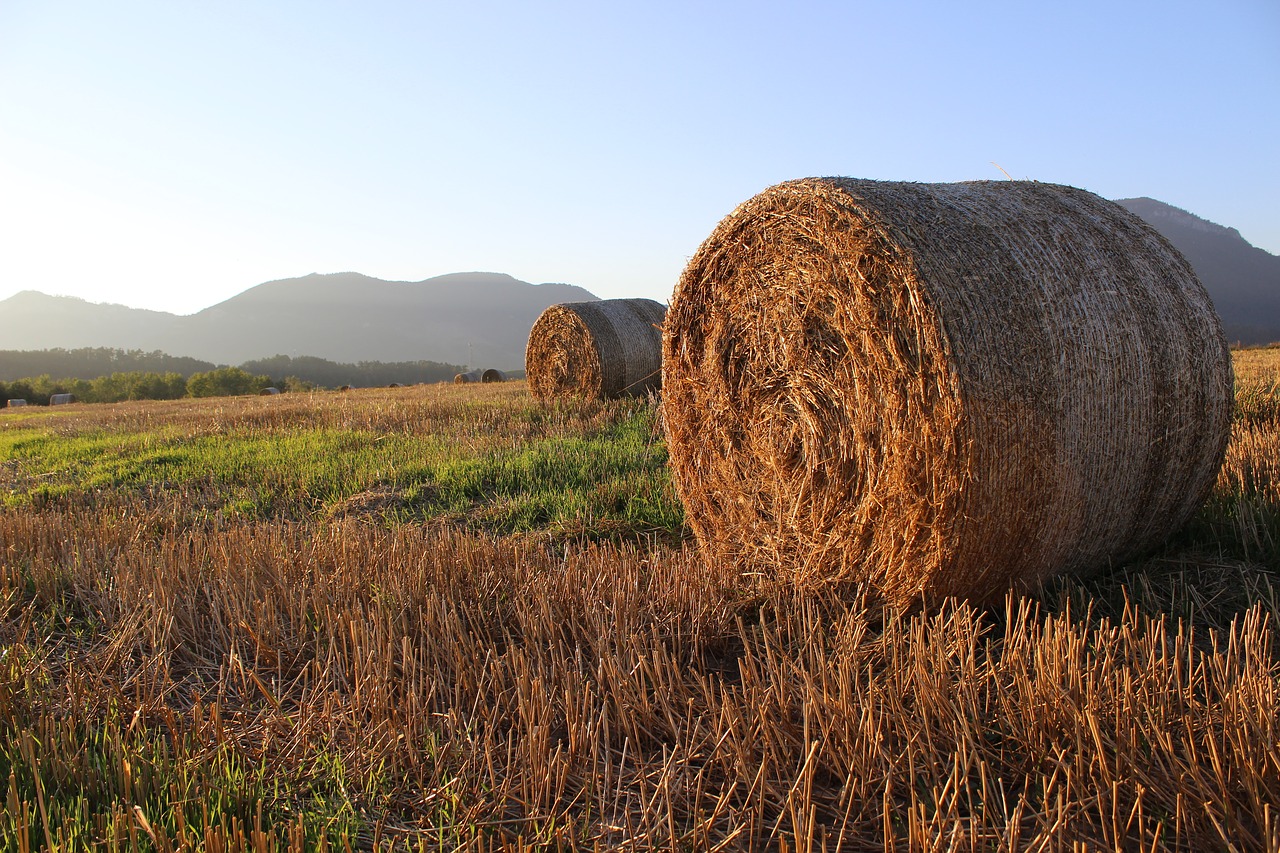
[1,349,1279,850]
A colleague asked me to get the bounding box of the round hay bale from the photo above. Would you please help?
[259,387,280,396]
[662,177,1233,608]
[481,368,507,383]
[526,298,667,400]
[454,370,483,384]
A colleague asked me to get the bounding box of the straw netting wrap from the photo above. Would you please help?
[454,370,483,384]
[526,299,667,400]
[662,178,1233,608]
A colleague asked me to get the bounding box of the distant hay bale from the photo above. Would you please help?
[454,370,483,384]
[259,387,281,396]
[6,399,28,408]
[338,385,352,392]
[48,393,75,406]
[662,177,1234,608]
[481,368,507,383]
[526,298,666,400]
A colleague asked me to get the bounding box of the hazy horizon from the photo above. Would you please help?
[0,270,590,317]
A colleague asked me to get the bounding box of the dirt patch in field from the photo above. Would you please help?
[326,486,416,520]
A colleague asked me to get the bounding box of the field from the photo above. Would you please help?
[1,350,1279,851]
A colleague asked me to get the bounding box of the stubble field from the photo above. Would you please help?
[1,349,1279,851]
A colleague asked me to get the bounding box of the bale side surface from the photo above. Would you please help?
[481,369,507,383]
[454,370,484,384]
[662,177,1233,608]
[526,299,666,400]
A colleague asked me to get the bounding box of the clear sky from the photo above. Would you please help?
[1,0,1276,315]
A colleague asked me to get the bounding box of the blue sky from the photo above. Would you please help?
[1,0,1276,315]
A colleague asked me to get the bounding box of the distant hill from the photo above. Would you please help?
[0,272,597,370]
[1116,198,1280,345]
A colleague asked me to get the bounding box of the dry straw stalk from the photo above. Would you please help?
[526,298,666,400]
[662,177,1234,608]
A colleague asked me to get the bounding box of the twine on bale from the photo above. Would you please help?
[526,299,667,400]
[662,177,1234,609]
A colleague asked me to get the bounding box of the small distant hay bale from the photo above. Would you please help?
[387,382,404,388]
[48,393,75,406]
[526,298,666,400]
[481,368,507,383]
[259,387,281,396]
[454,370,484,384]
[662,177,1234,608]
[337,385,352,392]
[6,399,27,408]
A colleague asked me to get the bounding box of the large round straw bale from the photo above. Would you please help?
[662,177,1233,608]
[453,370,483,384]
[526,298,667,400]
[481,368,507,383]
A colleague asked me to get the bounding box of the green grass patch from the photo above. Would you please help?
[0,660,359,850]
[0,395,685,541]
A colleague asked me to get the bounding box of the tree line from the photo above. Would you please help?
[1,349,467,405]
[237,355,468,389]
[0,348,214,382]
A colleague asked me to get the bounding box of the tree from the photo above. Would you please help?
[2,379,35,404]
[186,367,273,398]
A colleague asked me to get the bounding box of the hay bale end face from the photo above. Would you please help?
[454,370,484,384]
[662,177,1233,608]
[481,368,507,383]
[526,298,667,400]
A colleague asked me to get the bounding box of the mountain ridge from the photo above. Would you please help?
[1115,198,1280,345]
[1117,197,1247,241]
[0,272,597,370]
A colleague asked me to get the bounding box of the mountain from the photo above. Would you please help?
[1116,198,1280,345]
[0,292,179,347]
[0,273,597,370]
